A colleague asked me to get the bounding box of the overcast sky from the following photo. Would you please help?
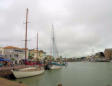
[0,0,112,57]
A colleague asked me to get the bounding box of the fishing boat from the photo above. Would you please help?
[11,67,44,78]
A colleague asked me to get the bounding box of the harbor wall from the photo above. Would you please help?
[0,77,27,86]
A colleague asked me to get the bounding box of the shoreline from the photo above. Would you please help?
[0,77,27,86]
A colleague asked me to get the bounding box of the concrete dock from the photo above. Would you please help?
[0,77,27,86]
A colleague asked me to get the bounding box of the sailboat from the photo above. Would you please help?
[11,67,44,78]
[50,25,63,70]
[11,8,44,78]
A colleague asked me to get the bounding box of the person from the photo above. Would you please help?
[4,61,7,66]
[0,61,3,67]
[7,62,10,66]
[15,60,17,65]
[10,62,14,67]
[39,60,41,70]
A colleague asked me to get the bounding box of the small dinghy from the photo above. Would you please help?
[11,67,44,78]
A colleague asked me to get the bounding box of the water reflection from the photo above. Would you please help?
[17,69,62,86]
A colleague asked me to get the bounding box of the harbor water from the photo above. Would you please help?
[17,62,112,86]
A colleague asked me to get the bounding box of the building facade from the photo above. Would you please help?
[0,47,4,55]
[3,46,28,64]
[104,48,112,60]
[29,49,46,60]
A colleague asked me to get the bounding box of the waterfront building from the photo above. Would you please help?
[3,46,29,64]
[0,47,4,56]
[29,49,38,60]
[38,50,46,60]
[104,48,112,60]
[46,55,53,60]
[29,49,46,60]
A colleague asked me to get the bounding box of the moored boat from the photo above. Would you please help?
[11,67,44,78]
[50,65,62,70]
[46,25,67,70]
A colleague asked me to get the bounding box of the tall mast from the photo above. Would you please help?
[51,24,59,58]
[25,8,28,60]
[52,24,55,58]
[37,32,38,59]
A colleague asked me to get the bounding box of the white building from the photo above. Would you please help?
[4,46,28,64]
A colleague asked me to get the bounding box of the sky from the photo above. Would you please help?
[0,0,112,57]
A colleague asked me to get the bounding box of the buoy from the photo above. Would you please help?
[58,83,62,86]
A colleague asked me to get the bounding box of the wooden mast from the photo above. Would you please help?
[37,32,38,59]
[25,8,28,60]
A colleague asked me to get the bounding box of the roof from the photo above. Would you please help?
[39,50,46,54]
[105,48,112,50]
[21,48,28,50]
[4,46,21,49]
[4,46,28,50]
[29,49,46,54]
[105,48,112,52]
[29,49,39,52]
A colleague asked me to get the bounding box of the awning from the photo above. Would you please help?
[0,58,10,61]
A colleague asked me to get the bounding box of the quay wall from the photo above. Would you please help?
[0,77,27,86]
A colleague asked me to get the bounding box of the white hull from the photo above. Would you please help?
[11,67,44,78]
[51,65,63,70]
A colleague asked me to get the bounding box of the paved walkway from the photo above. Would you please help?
[0,78,27,86]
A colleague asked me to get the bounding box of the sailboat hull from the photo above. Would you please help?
[11,67,44,78]
[51,65,63,70]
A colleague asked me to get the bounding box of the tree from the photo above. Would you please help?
[28,53,34,59]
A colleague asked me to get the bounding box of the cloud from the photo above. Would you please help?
[0,0,112,57]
